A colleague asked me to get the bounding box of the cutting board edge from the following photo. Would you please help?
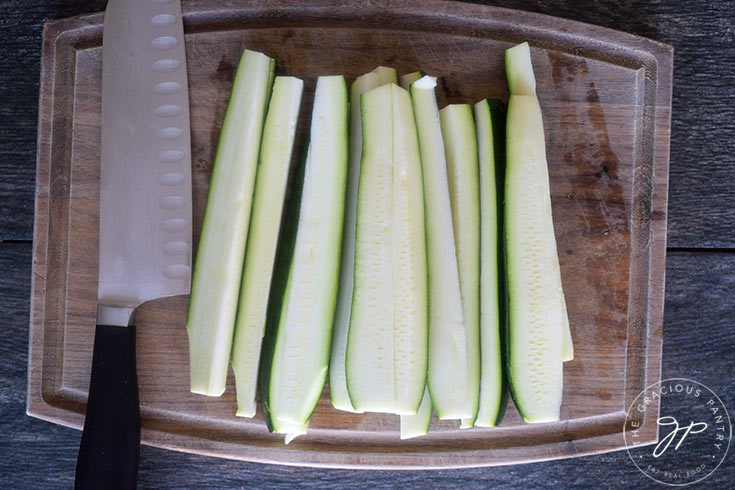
[28,0,672,468]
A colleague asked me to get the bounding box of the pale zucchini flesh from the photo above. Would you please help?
[400,385,432,439]
[330,67,398,413]
[261,76,349,435]
[347,85,395,413]
[505,42,536,96]
[399,71,424,90]
[506,43,572,361]
[231,76,303,417]
[505,94,564,422]
[371,66,399,86]
[391,87,429,414]
[439,104,481,428]
[346,83,428,415]
[259,141,308,435]
[187,49,274,396]
[330,71,381,414]
[505,42,567,422]
[410,76,471,420]
[474,98,506,427]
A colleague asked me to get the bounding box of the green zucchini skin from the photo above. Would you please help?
[259,138,309,433]
[260,76,349,436]
[487,98,509,427]
[475,98,508,427]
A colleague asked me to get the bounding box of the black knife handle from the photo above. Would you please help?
[75,324,140,490]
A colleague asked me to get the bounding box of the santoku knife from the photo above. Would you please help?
[75,0,192,488]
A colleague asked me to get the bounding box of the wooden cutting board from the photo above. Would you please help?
[28,0,672,469]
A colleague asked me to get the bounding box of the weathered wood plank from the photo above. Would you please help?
[0,242,82,489]
[0,1,105,240]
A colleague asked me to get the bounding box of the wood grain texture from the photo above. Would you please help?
[4,244,733,488]
[26,0,671,468]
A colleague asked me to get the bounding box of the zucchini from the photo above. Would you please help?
[504,42,567,422]
[330,71,379,414]
[474,98,506,427]
[346,83,428,415]
[330,67,397,413]
[400,385,432,439]
[399,71,424,90]
[505,42,536,96]
[409,76,471,420]
[231,76,303,417]
[372,66,399,86]
[439,104,481,428]
[506,43,574,363]
[260,76,348,437]
[187,49,274,396]
[259,141,308,438]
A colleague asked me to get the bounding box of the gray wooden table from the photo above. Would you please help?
[1,1,733,488]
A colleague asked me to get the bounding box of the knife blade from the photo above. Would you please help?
[75,0,192,488]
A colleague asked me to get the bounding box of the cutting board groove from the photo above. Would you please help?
[28,0,672,468]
